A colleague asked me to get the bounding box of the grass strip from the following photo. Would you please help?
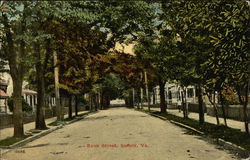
[139,109,250,151]
[0,135,31,146]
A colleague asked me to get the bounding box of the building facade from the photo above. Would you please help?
[152,82,197,106]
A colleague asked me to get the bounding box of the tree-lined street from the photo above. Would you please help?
[2,108,235,160]
[0,1,249,159]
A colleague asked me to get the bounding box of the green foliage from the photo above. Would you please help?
[7,96,32,112]
[161,0,250,92]
[97,73,126,100]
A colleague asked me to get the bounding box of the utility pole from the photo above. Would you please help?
[144,71,150,111]
[140,72,143,109]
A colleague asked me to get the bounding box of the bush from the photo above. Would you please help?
[221,87,239,105]
[7,96,33,112]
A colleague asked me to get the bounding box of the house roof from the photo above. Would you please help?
[22,89,37,95]
[0,89,9,98]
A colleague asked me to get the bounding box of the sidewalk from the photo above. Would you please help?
[149,107,246,132]
[0,111,87,141]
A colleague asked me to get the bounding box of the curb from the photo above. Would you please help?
[0,111,96,155]
[149,112,204,135]
[169,120,205,135]
[65,111,97,125]
[141,110,250,157]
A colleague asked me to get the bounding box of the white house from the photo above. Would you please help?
[152,82,196,106]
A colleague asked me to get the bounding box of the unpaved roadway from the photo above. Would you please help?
[2,107,237,160]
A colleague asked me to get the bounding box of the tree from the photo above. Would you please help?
[0,2,34,137]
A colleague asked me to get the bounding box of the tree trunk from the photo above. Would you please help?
[159,78,166,114]
[12,79,24,137]
[35,43,47,130]
[243,80,249,134]
[236,87,244,105]
[144,71,150,111]
[107,95,110,107]
[54,52,61,120]
[181,90,185,117]
[53,51,62,121]
[197,85,205,124]
[181,87,188,118]
[140,87,143,109]
[94,94,98,111]
[132,88,135,108]
[68,95,73,119]
[213,91,220,125]
[185,88,189,118]
[153,88,156,105]
[219,91,227,127]
[3,13,25,137]
[137,89,140,109]
[61,97,65,120]
[100,92,104,110]
[89,94,92,111]
[205,91,220,125]
[97,93,100,110]
[75,95,78,116]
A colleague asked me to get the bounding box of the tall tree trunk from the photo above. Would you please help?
[197,85,205,124]
[181,87,188,118]
[243,80,249,134]
[159,77,166,114]
[53,51,62,121]
[219,90,227,126]
[35,43,47,129]
[68,95,73,119]
[75,95,78,116]
[12,79,24,137]
[3,13,25,137]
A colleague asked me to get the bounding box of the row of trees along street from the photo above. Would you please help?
[0,0,249,138]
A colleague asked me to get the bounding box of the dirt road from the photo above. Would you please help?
[2,107,236,160]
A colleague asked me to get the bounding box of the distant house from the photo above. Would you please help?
[0,78,38,113]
